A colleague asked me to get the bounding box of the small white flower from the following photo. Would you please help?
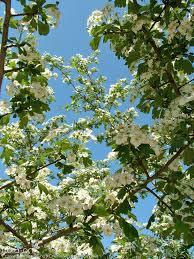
[103,224,113,236]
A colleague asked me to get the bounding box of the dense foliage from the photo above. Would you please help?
[0,0,193,258]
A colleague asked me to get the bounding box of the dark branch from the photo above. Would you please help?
[129,145,187,197]
[0,219,30,247]
[11,11,38,17]
[149,1,169,31]
[179,78,194,90]
[143,27,181,96]
[0,0,11,91]
[145,186,174,215]
[38,215,98,246]
[4,66,26,73]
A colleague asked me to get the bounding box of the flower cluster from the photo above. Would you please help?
[87,4,113,35]
[168,10,194,42]
[0,100,10,114]
[0,0,193,258]
[6,165,31,190]
[105,169,135,189]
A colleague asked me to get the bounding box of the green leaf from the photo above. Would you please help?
[174,59,194,74]
[30,18,37,30]
[190,38,194,46]
[174,218,193,244]
[188,165,194,178]
[126,51,140,68]
[44,4,57,8]
[19,0,26,5]
[169,135,185,153]
[119,217,139,241]
[66,216,76,225]
[116,198,131,215]
[171,200,182,210]
[91,24,107,37]
[20,221,32,234]
[138,144,155,157]
[137,62,148,76]
[146,214,155,229]
[1,147,13,164]
[93,204,109,216]
[128,1,140,13]
[117,186,127,199]
[82,156,92,167]
[62,164,74,174]
[9,19,18,29]
[38,21,49,35]
[0,114,10,126]
[115,0,126,7]
[90,37,101,51]
[38,183,49,195]
[19,115,28,128]
[183,148,194,166]
[0,196,9,204]
[188,54,194,63]
[90,235,104,256]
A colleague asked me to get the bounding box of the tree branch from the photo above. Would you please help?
[149,0,169,31]
[38,225,79,246]
[5,42,26,50]
[145,186,174,215]
[0,180,13,191]
[0,219,30,247]
[0,157,63,191]
[129,145,186,197]
[0,0,11,91]
[138,159,149,178]
[4,65,26,73]
[143,28,181,96]
[38,146,187,247]
[38,215,98,247]
[178,78,194,90]
[0,111,12,119]
[11,12,38,17]
[1,145,187,255]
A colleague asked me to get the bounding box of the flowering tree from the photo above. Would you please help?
[0,0,193,258]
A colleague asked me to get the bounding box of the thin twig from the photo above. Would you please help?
[146,35,181,96]
[5,42,26,50]
[178,78,194,90]
[0,157,63,191]
[131,145,186,196]
[62,72,99,111]
[38,215,98,246]
[11,12,38,17]
[149,1,169,31]
[145,186,174,215]
[4,66,26,73]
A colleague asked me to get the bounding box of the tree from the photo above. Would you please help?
[0,0,193,258]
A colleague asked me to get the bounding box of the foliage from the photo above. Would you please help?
[0,0,193,258]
